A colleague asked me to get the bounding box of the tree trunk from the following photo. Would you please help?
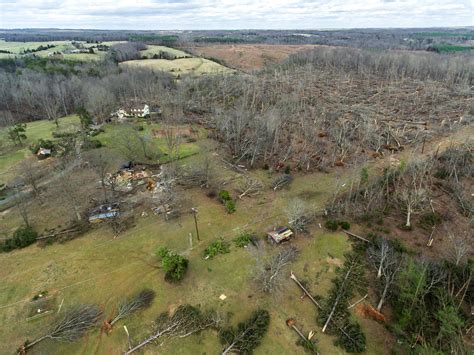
[405,206,411,227]
[377,281,390,311]
[322,262,354,333]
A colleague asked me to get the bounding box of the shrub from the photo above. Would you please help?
[418,212,442,230]
[218,190,231,201]
[156,247,189,282]
[203,238,230,259]
[224,200,236,214]
[325,219,350,231]
[233,233,253,247]
[325,219,339,231]
[284,165,291,174]
[1,226,38,252]
[339,220,351,230]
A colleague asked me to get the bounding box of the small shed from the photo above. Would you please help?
[267,227,293,244]
[37,148,52,159]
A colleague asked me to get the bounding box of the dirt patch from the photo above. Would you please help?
[188,44,323,72]
[325,256,343,267]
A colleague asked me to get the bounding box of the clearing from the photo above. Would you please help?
[188,44,322,71]
[120,57,235,76]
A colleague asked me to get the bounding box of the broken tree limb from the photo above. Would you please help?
[347,294,368,309]
[290,272,322,310]
[343,231,371,243]
[322,261,355,333]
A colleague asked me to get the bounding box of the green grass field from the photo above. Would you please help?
[0,117,393,354]
[120,57,235,76]
[0,162,392,354]
[0,40,112,61]
[0,115,81,181]
[141,45,191,59]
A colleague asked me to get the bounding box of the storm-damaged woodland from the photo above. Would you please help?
[0,30,473,355]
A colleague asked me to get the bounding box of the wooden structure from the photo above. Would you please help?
[267,226,293,244]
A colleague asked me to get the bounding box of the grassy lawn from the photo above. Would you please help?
[94,121,202,163]
[141,45,192,58]
[120,58,235,76]
[0,115,81,182]
[0,117,394,354]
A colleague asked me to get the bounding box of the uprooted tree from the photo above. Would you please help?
[20,304,102,353]
[220,309,270,355]
[318,250,367,353]
[125,304,219,354]
[253,246,298,294]
[107,289,156,329]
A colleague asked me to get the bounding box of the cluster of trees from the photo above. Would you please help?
[0,58,172,125]
[330,142,472,228]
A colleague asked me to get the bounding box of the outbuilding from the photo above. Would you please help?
[267,226,294,244]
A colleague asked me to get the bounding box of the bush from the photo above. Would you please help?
[1,226,38,252]
[233,233,253,247]
[203,238,230,259]
[284,165,291,174]
[418,212,442,230]
[325,219,339,231]
[218,190,231,201]
[156,247,189,282]
[339,220,351,230]
[325,219,350,231]
[224,200,236,214]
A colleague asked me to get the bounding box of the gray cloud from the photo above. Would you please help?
[0,0,472,29]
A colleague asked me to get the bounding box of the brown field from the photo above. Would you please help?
[188,44,322,71]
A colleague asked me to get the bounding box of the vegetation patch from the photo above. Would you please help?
[157,247,189,282]
[203,238,230,259]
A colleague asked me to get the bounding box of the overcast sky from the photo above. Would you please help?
[0,0,472,29]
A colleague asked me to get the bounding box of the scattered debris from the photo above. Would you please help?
[219,294,227,301]
[88,203,120,223]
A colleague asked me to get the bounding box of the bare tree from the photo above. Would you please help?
[368,239,402,311]
[237,176,263,199]
[272,174,293,191]
[13,189,30,227]
[22,305,102,352]
[163,125,182,162]
[285,198,313,233]
[394,160,431,228]
[108,289,155,327]
[17,160,44,199]
[125,304,219,354]
[447,230,471,266]
[87,149,116,202]
[254,246,298,294]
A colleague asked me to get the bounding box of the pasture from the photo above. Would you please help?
[141,45,191,58]
[120,57,235,76]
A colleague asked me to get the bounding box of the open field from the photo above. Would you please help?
[189,44,322,71]
[0,142,393,353]
[120,57,235,76]
[0,115,81,181]
[0,39,114,61]
[141,45,191,58]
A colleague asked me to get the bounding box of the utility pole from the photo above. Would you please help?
[191,207,200,241]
